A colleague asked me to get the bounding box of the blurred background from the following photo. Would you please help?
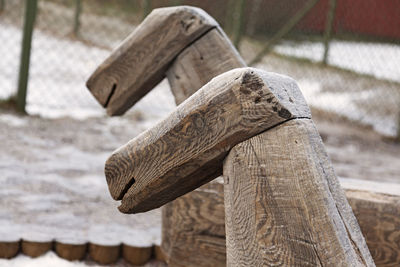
[1,0,400,139]
[0,0,399,266]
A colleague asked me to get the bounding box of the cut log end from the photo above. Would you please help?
[0,241,20,259]
[21,240,53,258]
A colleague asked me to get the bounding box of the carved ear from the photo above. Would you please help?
[104,67,311,213]
[86,6,218,116]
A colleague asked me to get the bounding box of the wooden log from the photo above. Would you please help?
[89,243,120,265]
[343,180,400,267]
[153,244,167,262]
[162,180,226,267]
[0,241,20,259]
[223,118,375,266]
[86,6,218,116]
[55,241,87,261]
[166,28,245,105]
[162,25,245,266]
[21,240,53,258]
[105,68,311,213]
[122,244,152,265]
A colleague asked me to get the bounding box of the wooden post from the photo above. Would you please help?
[223,118,375,266]
[322,0,337,64]
[73,0,82,37]
[17,0,38,113]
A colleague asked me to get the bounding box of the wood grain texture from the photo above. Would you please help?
[122,244,152,265]
[86,6,218,116]
[346,189,400,267]
[162,26,245,266]
[223,118,375,266]
[154,244,167,262]
[21,240,53,258]
[161,180,226,267]
[105,68,311,213]
[0,241,20,259]
[55,242,87,261]
[166,28,246,105]
[89,243,120,265]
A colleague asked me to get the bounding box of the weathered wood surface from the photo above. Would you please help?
[122,244,152,265]
[86,6,218,115]
[89,243,120,265]
[161,178,400,266]
[345,185,400,266]
[166,28,246,105]
[223,118,375,266]
[0,241,20,259]
[55,241,87,261]
[162,180,226,267]
[21,240,53,258]
[105,68,311,213]
[153,244,167,262]
[162,25,245,266]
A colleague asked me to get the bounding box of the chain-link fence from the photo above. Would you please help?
[1,0,399,138]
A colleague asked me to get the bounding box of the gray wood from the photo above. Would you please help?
[166,27,246,105]
[161,181,226,267]
[223,118,375,266]
[162,26,245,266]
[86,6,218,115]
[105,68,311,213]
[345,187,400,266]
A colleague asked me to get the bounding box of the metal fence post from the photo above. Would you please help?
[73,0,82,36]
[322,0,337,64]
[17,0,38,113]
[232,0,246,49]
[143,0,152,20]
[0,0,5,14]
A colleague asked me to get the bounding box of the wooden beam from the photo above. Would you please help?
[343,180,400,266]
[224,118,374,266]
[162,26,245,266]
[166,28,246,105]
[105,68,311,213]
[86,6,218,115]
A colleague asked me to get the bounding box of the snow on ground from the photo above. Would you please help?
[0,252,94,267]
[275,40,400,83]
[1,21,399,136]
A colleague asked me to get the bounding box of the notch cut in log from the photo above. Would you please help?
[105,67,311,213]
[86,6,218,116]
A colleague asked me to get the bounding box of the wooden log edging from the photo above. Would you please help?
[0,238,165,265]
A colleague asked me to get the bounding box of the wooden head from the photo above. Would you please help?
[86,6,218,116]
[105,67,311,213]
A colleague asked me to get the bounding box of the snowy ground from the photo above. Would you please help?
[275,40,400,83]
[1,20,399,136]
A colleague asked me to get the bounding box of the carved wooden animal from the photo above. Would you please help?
[104,67,375,266]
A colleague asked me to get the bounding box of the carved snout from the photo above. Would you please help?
[86,6,218,116]
[104,67,311,213]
